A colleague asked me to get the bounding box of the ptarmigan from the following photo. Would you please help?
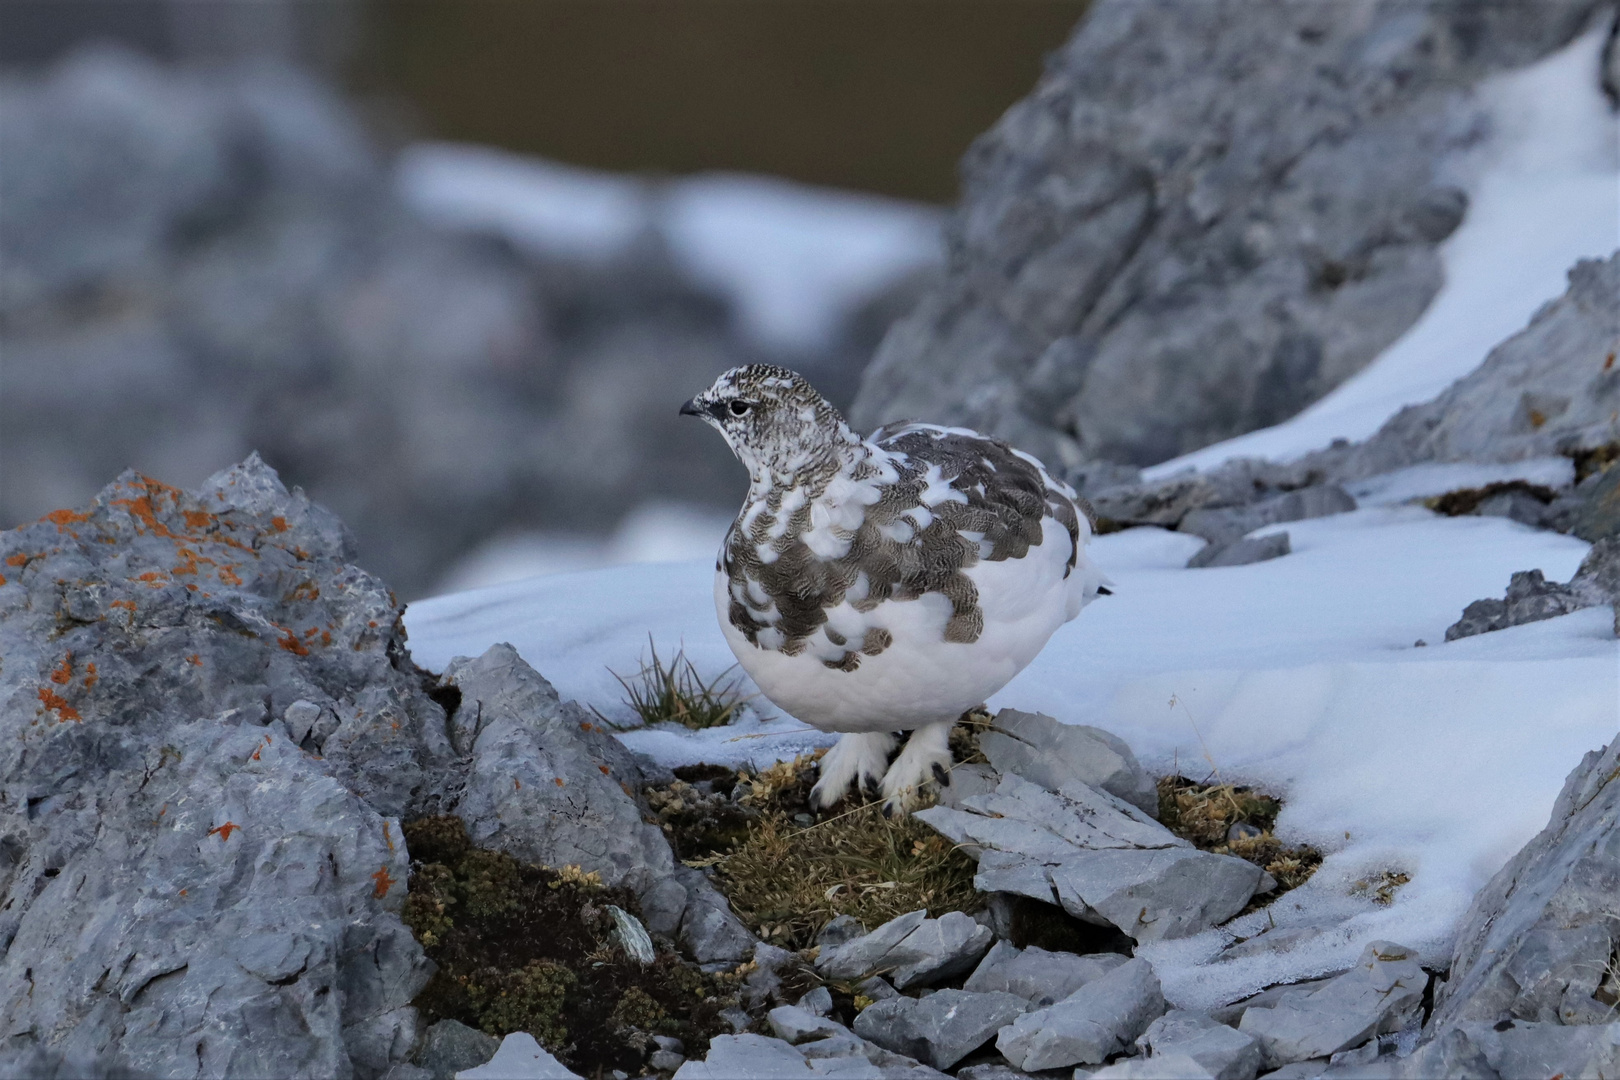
[681,365,1109,814]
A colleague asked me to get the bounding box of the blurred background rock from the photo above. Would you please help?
[2,0,1615,600]
[0,0,1088,597]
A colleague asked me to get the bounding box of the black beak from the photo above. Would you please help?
[679,398,704,418]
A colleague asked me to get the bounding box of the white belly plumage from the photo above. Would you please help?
[714,515,1090,733]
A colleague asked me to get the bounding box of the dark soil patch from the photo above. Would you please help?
[1424,480,1558,516]
[400,816,730,1077]
[1157,776,1323,902]
[1571,442,1620,484]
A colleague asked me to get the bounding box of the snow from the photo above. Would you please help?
[1146,26,1620,480]
[407,491,1616,1009]
[396,145,943,353]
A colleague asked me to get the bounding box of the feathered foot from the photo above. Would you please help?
[810,731,897,810]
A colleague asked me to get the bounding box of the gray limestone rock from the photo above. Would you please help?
[1431,732,1620,1029]
[454,1033,582,1079]
[818,914,869,949]
[684,1026,950,1080]
[1443,569,1589,641]
[996,957,1166,1071]
[1444,1022,1620,1080]
[1180,487,1356,545]
[853,0,1604,468]
[1257,1061,1330,1079]
[918,773,1260,941]
[852,989,1029,1070]
[1209,978,1341,1028]
[1092,1054,1220,1079]
[0,458,443,1077]
[1049,848,1263,942]
[1139,1011,1265,1080]
[442,644,675,894]
[673,866,758,964]
[977,709,1159,817]
[1239,941,1427,1067]
[816,909,993,989]
[1187,532,1292,570]
[417,1020,501,1080]
[963,940,1129,1003]
[1326,253,1620,486]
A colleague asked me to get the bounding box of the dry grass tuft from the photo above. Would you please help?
[600,638,745,730]
[658,752,983,951]
[1350,869,1411,906]
[1157,775,1322,894]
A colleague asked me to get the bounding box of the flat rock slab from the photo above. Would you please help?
[963,940,1128,1003]
[976,709,1159,816]
[676,1030,950,1080]
[919,774,1260,942]
[1240,941,1426,1067]
[1050,847,1264,942]
[1187,531,1291,569]
[817,909,993,989]
[852,988,1029,1070]
[1092,1052,1220,1078]
[996,956,1166,1071]
[1139,1010,1263,1080]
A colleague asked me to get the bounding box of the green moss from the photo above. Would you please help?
[465,961,577,1045]
[400,816,730,1076]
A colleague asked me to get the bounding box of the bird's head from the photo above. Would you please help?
[681,365,857,488]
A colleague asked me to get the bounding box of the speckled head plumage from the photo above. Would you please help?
[680,365,856,488]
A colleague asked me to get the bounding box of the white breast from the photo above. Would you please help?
[715,514,1095,733]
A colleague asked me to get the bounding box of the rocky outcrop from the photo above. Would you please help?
[0,457,755,1075]
[1446,536,1620,639]
[1323,252,1620,484]
[1429,733,1620,1033]
[852,0,1611,469]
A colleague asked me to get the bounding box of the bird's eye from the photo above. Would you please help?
[728,400,751,417]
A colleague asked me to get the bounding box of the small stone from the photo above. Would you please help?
[996,957,1166,1071]
[1227,822,1263,844]
[647,1050,685,1072]
[651,1036,685,1055]
[852,989,1030,1070]
[606,904,655,965]
[454,1032,582,1080]
[797,986,834,1016]
[817,909,993,989]
[963,940,1128,1003]
[856,975,900,1001]
[417,1020,501,1080]
[816,914,867,949]
[1254,1059,1328,1079]
[977,709,1159,816]
[1138,1010,1264,1080]
[718,1008,751,1033]
[1091,1053,1219,1078]
[1187,532,1291,569]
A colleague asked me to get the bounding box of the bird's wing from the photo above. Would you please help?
[872,423,1082,576]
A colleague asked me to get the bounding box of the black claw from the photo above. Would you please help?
[1097,585,1113,596]
[881,801,897,820]
[932,762,951,786]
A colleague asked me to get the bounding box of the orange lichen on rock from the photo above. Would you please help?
[110,599,136,612]
[136,571,167,588]
[286,581,319,602]
[208,822,239,842]
[372,865,397,898]
[41,508,90,533]
[183,509,215,531]
[277,628,310,656]
[49,654,73,684]
[5,553,28,567]
[37,687,81,722]
[82,663,98,688]
[270,516,289,532]
[218,567,243,586]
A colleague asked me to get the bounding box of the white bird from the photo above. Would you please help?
[681,365,1109,814]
